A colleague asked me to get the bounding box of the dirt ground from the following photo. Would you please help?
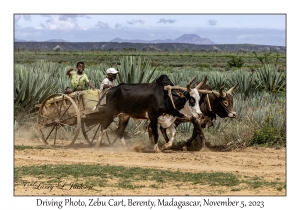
[14,137,286,196]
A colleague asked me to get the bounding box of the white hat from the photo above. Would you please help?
[106,68,119,74]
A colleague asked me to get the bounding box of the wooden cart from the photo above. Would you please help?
[36,90,109,148]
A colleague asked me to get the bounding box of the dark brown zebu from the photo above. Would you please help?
[160,77,238,151]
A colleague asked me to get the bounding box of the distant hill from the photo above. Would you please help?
[14,34,285,53]
[45,39,68,42]
[110,38,174,44]
[14,38,36,42]
[174,34,215,44]
[14,38,68,42]
[110,34,215,45]
[15,34,214,45]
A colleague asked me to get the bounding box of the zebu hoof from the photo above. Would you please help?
[182,146,188,151]
[162,143,172,151]
[154,144,161,153]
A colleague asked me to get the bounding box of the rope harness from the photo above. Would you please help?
[217,98,231,114]
[165,82,232,116]
[206,94,212,112]
[168,89,177,109]
[167,89,189,110]
[206,92,231,114]
[167,86,213,112]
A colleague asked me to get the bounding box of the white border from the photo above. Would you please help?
[5,1,297,209]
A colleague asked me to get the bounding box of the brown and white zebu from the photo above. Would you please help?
[160,76,238,151]
[94,75,203,152]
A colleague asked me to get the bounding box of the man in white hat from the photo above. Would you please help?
[98,67,131,139]
[100,68,119,91]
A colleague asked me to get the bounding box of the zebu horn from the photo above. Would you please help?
[198,89,214,94]
[212,91,220,97]
[227,83,239,95]
[187,76,196,92]
[164,85,187,92]
[219,86,226,98]
[195,76,208,90]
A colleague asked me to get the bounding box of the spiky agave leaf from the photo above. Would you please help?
[14,61,60,113]
[257,64,286,93]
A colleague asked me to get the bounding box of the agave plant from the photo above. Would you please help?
[82,64,108,89]
[14,62,60,113]
[116,56,158,84]
[177,122,193,133]
[227,70,260,99]
[256,64,286,93]
[205,71,227,90]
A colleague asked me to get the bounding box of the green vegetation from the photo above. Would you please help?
[14,145,50,150]
[14,51,286,149]
[226,55,245,69]
[14,164,285,191]
[250,113,286,147]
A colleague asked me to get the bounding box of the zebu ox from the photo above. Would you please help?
[94,75,203,152]
[160,77,238,151]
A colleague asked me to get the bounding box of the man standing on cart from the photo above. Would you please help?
[99,67,131,139]
[64,62,96,93]
[100,68,119,91]
[98,68,119,105]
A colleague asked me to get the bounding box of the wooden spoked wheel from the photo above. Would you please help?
[37,93,81,148]
[81,121,101,146]
[81,121,118,146]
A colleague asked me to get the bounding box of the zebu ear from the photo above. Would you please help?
[187,76,196,92]
[195,76,207,90]
[219,86,226,98]
[227,83,239,95]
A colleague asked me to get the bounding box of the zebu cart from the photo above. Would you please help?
[36,90,108,148]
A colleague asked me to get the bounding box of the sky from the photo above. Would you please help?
[14,14,286,46]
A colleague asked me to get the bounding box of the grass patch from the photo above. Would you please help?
[14,164,285,191]
[14,145,49,150]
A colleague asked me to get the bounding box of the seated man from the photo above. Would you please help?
[64,62,96,94]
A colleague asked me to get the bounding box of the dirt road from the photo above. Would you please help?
[14,138,286,196]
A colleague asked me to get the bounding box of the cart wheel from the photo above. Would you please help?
[81,121,102,146]
[81,122,117,146]
[37,93,81,148]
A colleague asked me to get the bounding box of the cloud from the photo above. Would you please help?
[39,23,46,29]
[23,15,31,21]
[126,19,145,25]
[114,23,123,29]
[58,15,85,21]
[95,21,110,29]
[14,15,22,22]
[157,18,176,24]
[207,19,218,26]
[14,15,31,29]
[14,15,31,22]
[45,15,80,31]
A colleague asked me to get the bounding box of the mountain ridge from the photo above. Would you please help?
[14,33,285,52]
[110,34,215,44]
[15,34,215,45]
